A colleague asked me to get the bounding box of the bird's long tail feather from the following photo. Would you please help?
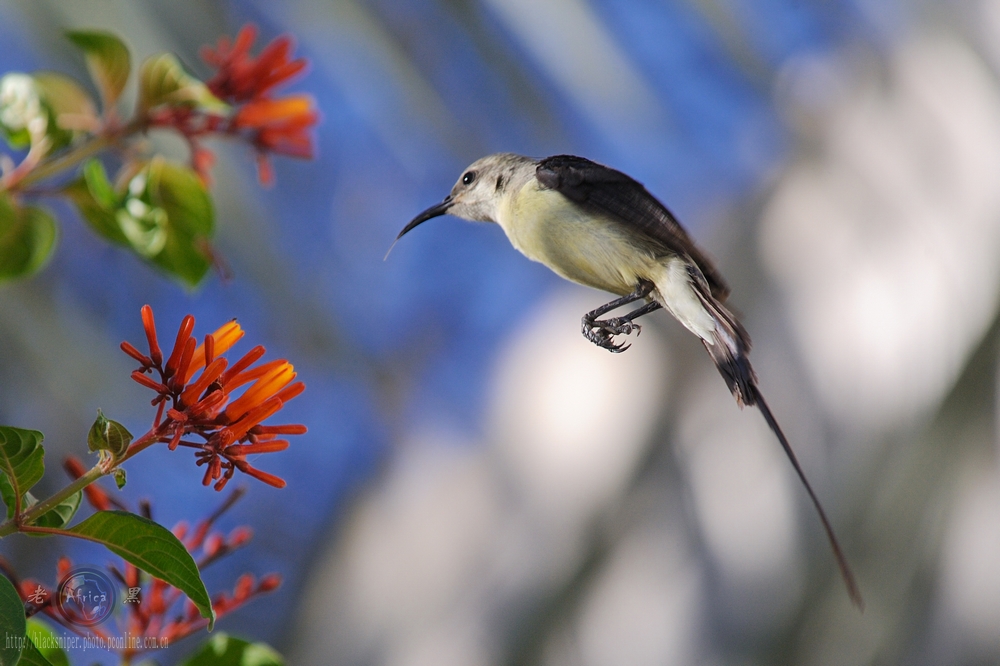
[752,388,865,610]
[693,281,864,609]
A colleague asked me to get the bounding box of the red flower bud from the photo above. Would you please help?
[257,573,282,592]
[141,305,162,365]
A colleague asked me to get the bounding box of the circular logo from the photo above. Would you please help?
[56,567,117,626]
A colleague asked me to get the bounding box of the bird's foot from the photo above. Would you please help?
[581,316,641,353]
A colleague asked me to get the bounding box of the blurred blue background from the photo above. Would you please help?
[5,0,1000,664]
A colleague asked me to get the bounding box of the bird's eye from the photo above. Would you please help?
[462,171,476,186]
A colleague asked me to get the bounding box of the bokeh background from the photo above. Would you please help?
[2,0,1000,663]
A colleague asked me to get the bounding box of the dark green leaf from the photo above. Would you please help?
[16,640,53,666]
[65,30,130,107]
[0,426,44,519]
[145,159,214,287]
[28,490,81,531]
[150,225,212,287]
[86,410,132,457]
[0,574,25,666]
[26,619,66,666]
[67,511,214,629]
[64,167,127,246]
[137,53,222,113]
[149,159,214,236]
[110,418,133,455]
[113,468,126,490]
[181,634,284,666]
[86,409,110,453]
[66,159,215,287]
[0,195,58,282]
[82,159,118,210]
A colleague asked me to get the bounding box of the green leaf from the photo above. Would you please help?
[28,490,81,531]
[82,159,117,209]
[87,410,132,458]
[145,159,214,287]
[26,619,66,666]
[113,468,127,490]
[66,511,215,629]
[149,159,214,236]
[0,426,44,520]
[66,159,215,287]
[32,71,97,147]
[137,53,223,113]
[116,203,167,258]
[16,640,53,666]
[0,574,25,666]
[0,195,58,283]
[64,162,128,246]
[86,409,109,453]
[181,634,284,666]
[65,30,130,107]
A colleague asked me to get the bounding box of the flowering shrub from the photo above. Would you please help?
[11,485,280,663]
[0,306,303,664]
[0,24,315,665]
[0,25,317,286]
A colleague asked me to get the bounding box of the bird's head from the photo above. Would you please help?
[393,153,534,243]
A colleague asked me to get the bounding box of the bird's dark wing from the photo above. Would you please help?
[536,155,730,300]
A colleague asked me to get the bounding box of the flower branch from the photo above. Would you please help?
[0,24,318,286]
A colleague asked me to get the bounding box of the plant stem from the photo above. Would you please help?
[118,424,169,465]
[0,465,101,538]
[2,118,145,192]
[15,524,77,538]
[0,424,165,538]
[10,135,112,189]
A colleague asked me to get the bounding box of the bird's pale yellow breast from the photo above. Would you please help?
[497,181,659,296]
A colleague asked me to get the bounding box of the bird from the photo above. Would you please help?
[393,153,863,609]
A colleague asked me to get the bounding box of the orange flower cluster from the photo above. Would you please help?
[121,305,306,490]
[16,486,280,660]
[143,23,317,185]
[201,23,318,185]
[201,24,307,102]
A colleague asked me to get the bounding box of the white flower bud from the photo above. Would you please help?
[0,73,47,138]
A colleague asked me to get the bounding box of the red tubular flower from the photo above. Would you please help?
[201,25,308,103]
[120,341,152,367]
[258,573,282,593]
[141,306,163,366]
[224,440,289,456]
[233,574,254,602]
[203,532,224,558]
[228,526,253,548]
[140,24,318,187]
[123,306,306,490]
[199,23,318,185]
[164,315,195,379]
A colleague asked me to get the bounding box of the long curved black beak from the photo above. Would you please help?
[385,196,453,259]
[396,196,453,240]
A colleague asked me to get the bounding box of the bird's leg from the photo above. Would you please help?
[581,281,663,352]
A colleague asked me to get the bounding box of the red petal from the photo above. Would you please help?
[141,305,163,365]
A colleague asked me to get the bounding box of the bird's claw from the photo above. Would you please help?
[581,316,641,353]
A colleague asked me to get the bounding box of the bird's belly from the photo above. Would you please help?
[500,186,654,295]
